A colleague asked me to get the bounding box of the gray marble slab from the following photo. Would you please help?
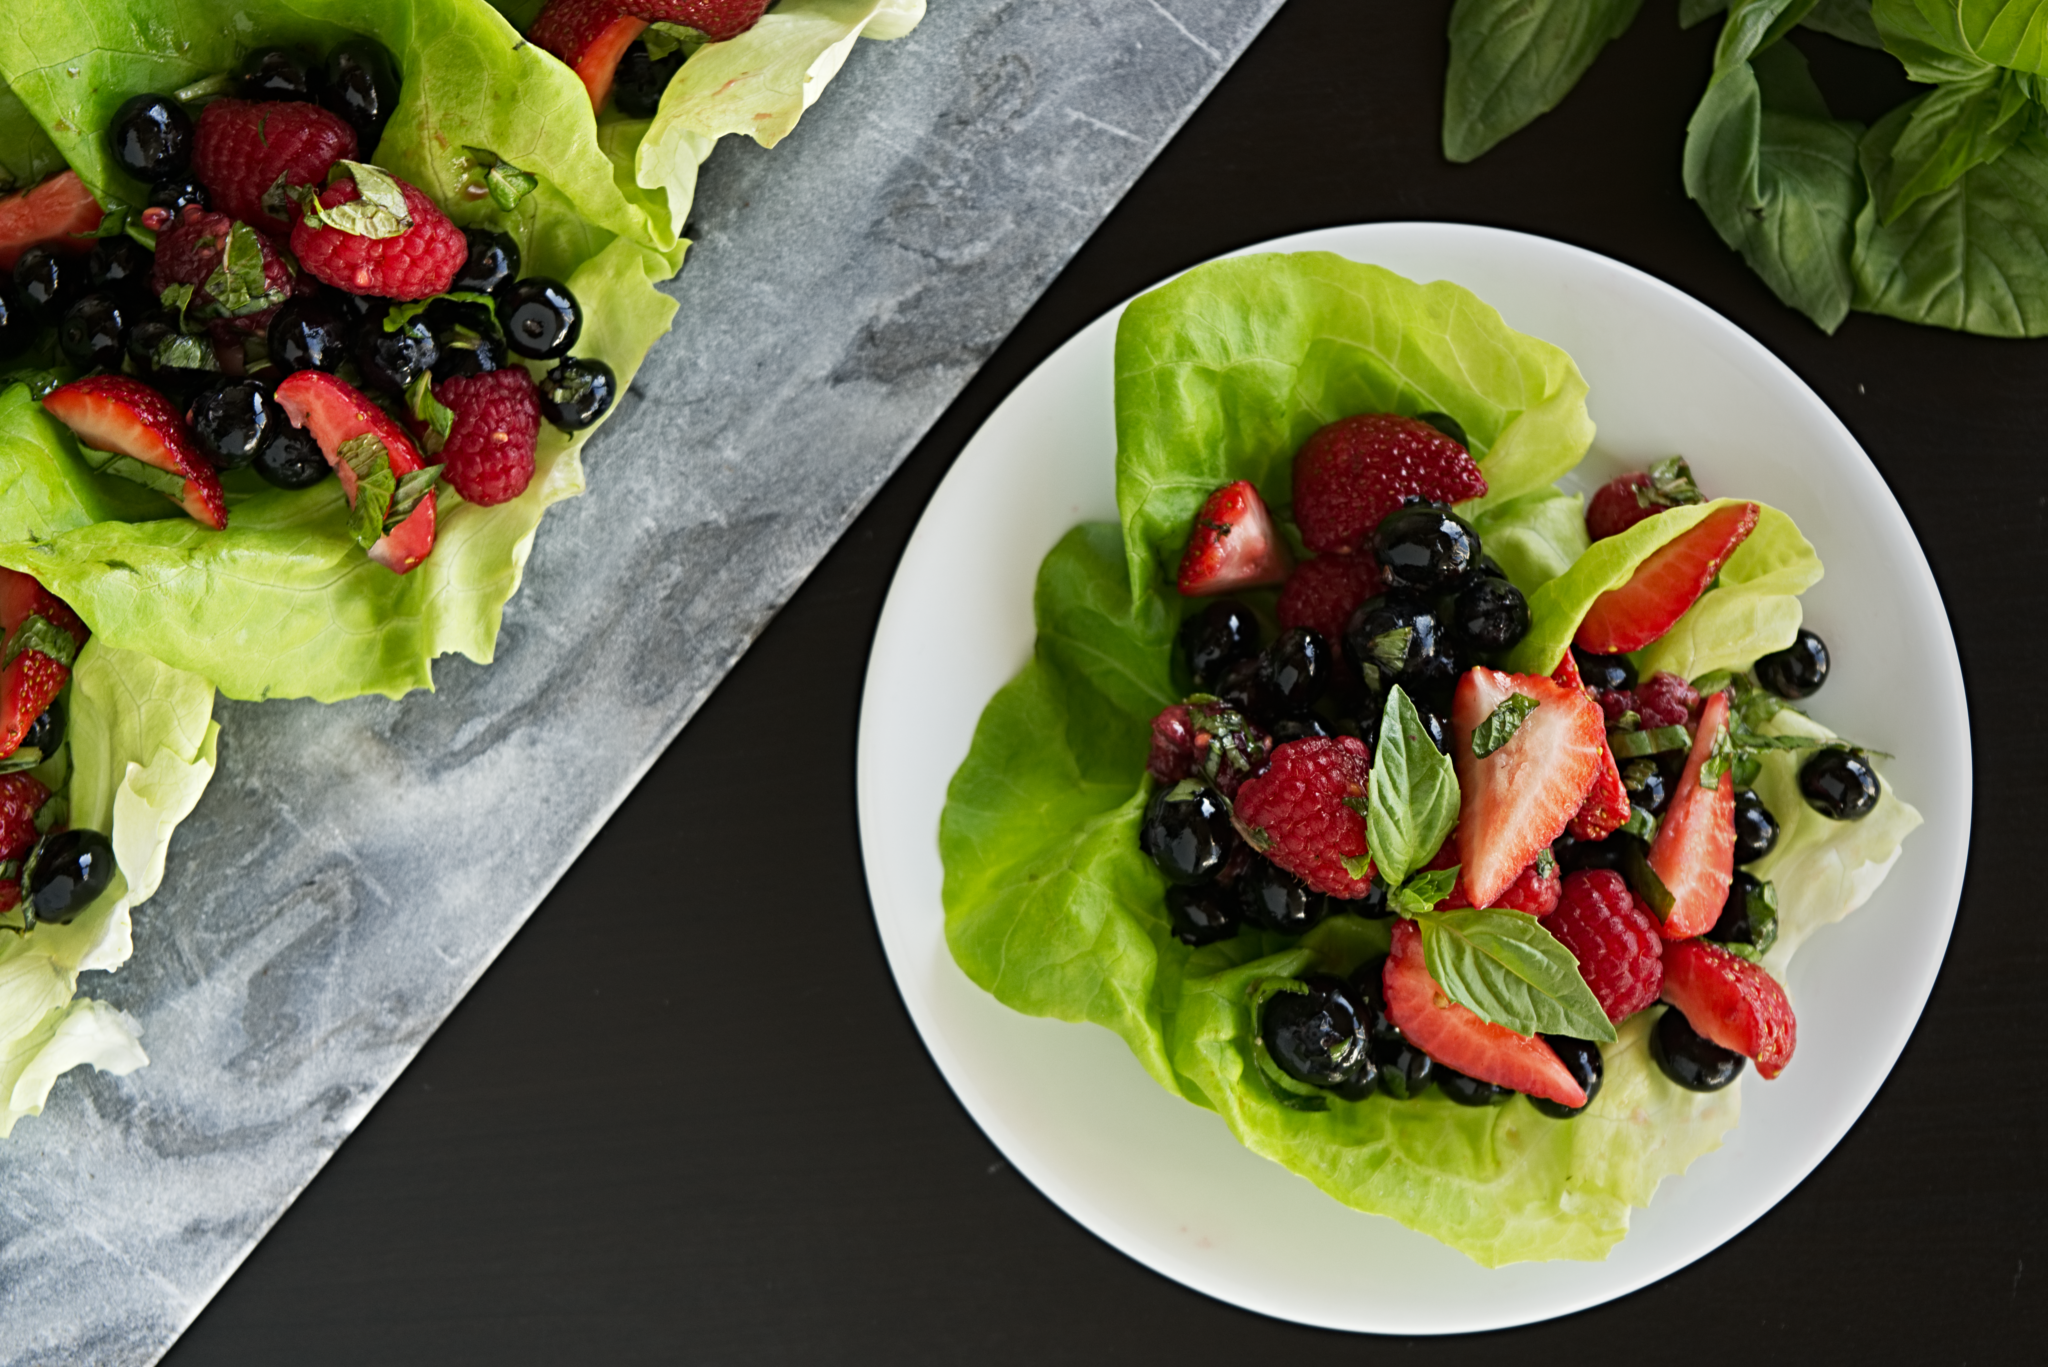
[0,1,1283,1361]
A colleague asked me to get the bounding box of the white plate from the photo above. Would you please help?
[855,224,1970,1333]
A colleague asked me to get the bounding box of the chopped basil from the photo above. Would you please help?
[1608,724,1691,758]
[1471,691,1539,758]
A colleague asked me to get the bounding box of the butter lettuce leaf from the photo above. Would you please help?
[1634,503,1822,678]
[1467,486,1591,598]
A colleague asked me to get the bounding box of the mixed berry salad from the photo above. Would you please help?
[940,251,1922,1264]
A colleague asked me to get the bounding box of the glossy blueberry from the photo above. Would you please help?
[1370,1035,1435,1099]
[241,47,323,101]
[497,276,581,359]
[1329,1049,1382,1101]
[1139,781,1236,884]
[13,246,75,320]
[0,280,29,362]
[1369,699,1450,757]
[352,314,437,394]
[107,94,193,183]
[1345,591,1459,701]
[251,423,330,490]
[537,357,617,432]
[1165,882,1238,947]
[1347,876,1392,919]
[1267,715,1330,744]
[425,298,507,382]
[87,236,154,296]
[1707,870,1763,945]
[1451,573,1528,654]
[1531,1037,1604,1119]
[1258,627,1331,716]
[24,829,117,927]
[1799,749,1880,821]
[1553,829,1637,874]
[451,228,522,297]
[1415,409,1467,447]
[146,178,209,215]
[1373,503,1482,593]
[612,38,686,118]
[1731,787,1780,863]
[124,308,215,397]
[1178,599,1260,691]
[1235,858,1329,935]
[20,697,63,756]
[1260,974,1370,1089]
[1571,649,1637,692]
[267,297,349,375]
[188,378,282,471]
[331,289,391,326]
[1756,627,1829,699]
[322,38,401,147]
[1346,957,1397,1040]
[58,293,132,370]
[1650,1007,1745,1091]
[1436,1066,1514,1106]
[1620,757,1671,817]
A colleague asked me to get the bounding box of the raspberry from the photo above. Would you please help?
[1587,473,1656,541]
[0,773,50,864]
[191,97,357,236]
[1636,671,1701,729]
[1277,554,1379,648]
[291,173,465,300]
[1291,413,1487,555]
[1541,870,1665,1022]
[1147,699,1269,797]
[432,369,542,505]
[1230,736,1374,899]
[1593,687,1637,726]
[150,205,295,336]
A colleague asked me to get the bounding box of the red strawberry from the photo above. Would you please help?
[41,377,228,529]
[1291,413,1487,555]
[1586,457,1705,542]
[1661,939,1797,1079]
[1574,502,1760,655]
[290,171,465,300]
[1552,650,1629,841]
[633,0,772,41]
[0,650,68,761]
[1229,736,1375,899]
[150,205,296,335]
[191,98,358,236]
[0,171,101,272]
[1176,481,1291,596]
[530,0,650,110]
[1433,848,1560,915]
[1382,919,1587,1108]
[432,369,541,506]
[1541,869,1664,1022]
[0,569,88,649]
[0,773,50,863]
[1451,668,1605,908]
[1277,554,1379,648]
[1648,690,1736,939]
[274,371,438,573]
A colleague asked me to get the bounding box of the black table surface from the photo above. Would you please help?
[164,4,2038,1362]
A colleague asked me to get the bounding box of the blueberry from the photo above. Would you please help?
[251,423,330,490]
[612,38,686,118]
[1347,877,1392,919]
[188,379,282,471]
[1572,649,1637,692]
[497,276,582,359]
[1732,787,1780,862]
[1799,749,1880,821]
[58,293,132,370]
[1436,1066,1514,1106]
[146,178,209,216]
[0,280,30,362]
[107,94,192,183]
[352,314,437,394]
[13,246,75,320]
[1178,599,1259,691]
[241,47,324,101]
[1451,573,1528,654]
[1235,858,1329,935]
[331,289,392,326]
[1415,410,1467,447]
[424,298,507,382]
[1139,781,1236,884]
[537,357,616,431]
[267,297,349,375]
[1650,1007,1745,1091]
[1260,974,1370,1089]
[1707,870,1763,945]
[1345,591,1459,701]
[323,38,401,148]
[125,308,214,389]
[1258,627,1330,716]
[1373,503,1482,593]
[1620,757,1671,816]
[23,829,117,926]
[1756,628,1829,699]
[87,237,154,297]
[20,697,63,756]
[451,228,522,297]
[1346,957,1397,1039]
[1165,882,1238,947]
[1531,1037,1604,1119]
[1554,829,1636,874]
[1369,698,1450,757]
[1268,716,1330,743]
[1370,1036,1435,1099]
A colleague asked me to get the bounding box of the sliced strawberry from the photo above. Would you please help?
[0,648,69,760]
[1176,480,1291,596]
[1451,667,1605,908]
[1383,919,1586,1108]
[1661,938,1797,1079]
[1648,690,1736,939]
[274,371,438,574]
[1574,502,1760,655]
[41,377,228,530]
[530,0,649,111]
[0,569,88,649]
[0,171,102,272]
[1552,649,1630,841]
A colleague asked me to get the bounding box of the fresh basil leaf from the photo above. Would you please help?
[1365,685,1461,889]
[1691,668,1737,696]
[1413,908,1616,1041]
[339,433,396,550]
[1640,455,1705,509]
[1871,68,2034,223]
[1442,0,1645,162]
[307,160,414,239]
[1750,877,1781,953]
[0,749,42,775]
[1390,864,1460,918]
[78,450,192,507]
[157,282,195,327]
[1803,0,1885,46]
[1358,624,1412,693]
[151,330,217,373]
[1472,691,1540,758]
[1681,0,1731,26]
[198,220,288,318]
[485,160,539,212]
[383,291,498,333]
[643,21,712,63]
[386,466,441,530]
[1711,0,1820,80]
[4,614,77,669]
[404,370,455,444]
[1624,839,1676,918]
[1620,805,1659,842]
[1608,724,1692,758]
[1698,720,1736,789]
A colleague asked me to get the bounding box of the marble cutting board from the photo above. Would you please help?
[0,1,1286,1361]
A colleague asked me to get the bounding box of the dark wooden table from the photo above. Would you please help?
[164,4,2037,1361]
